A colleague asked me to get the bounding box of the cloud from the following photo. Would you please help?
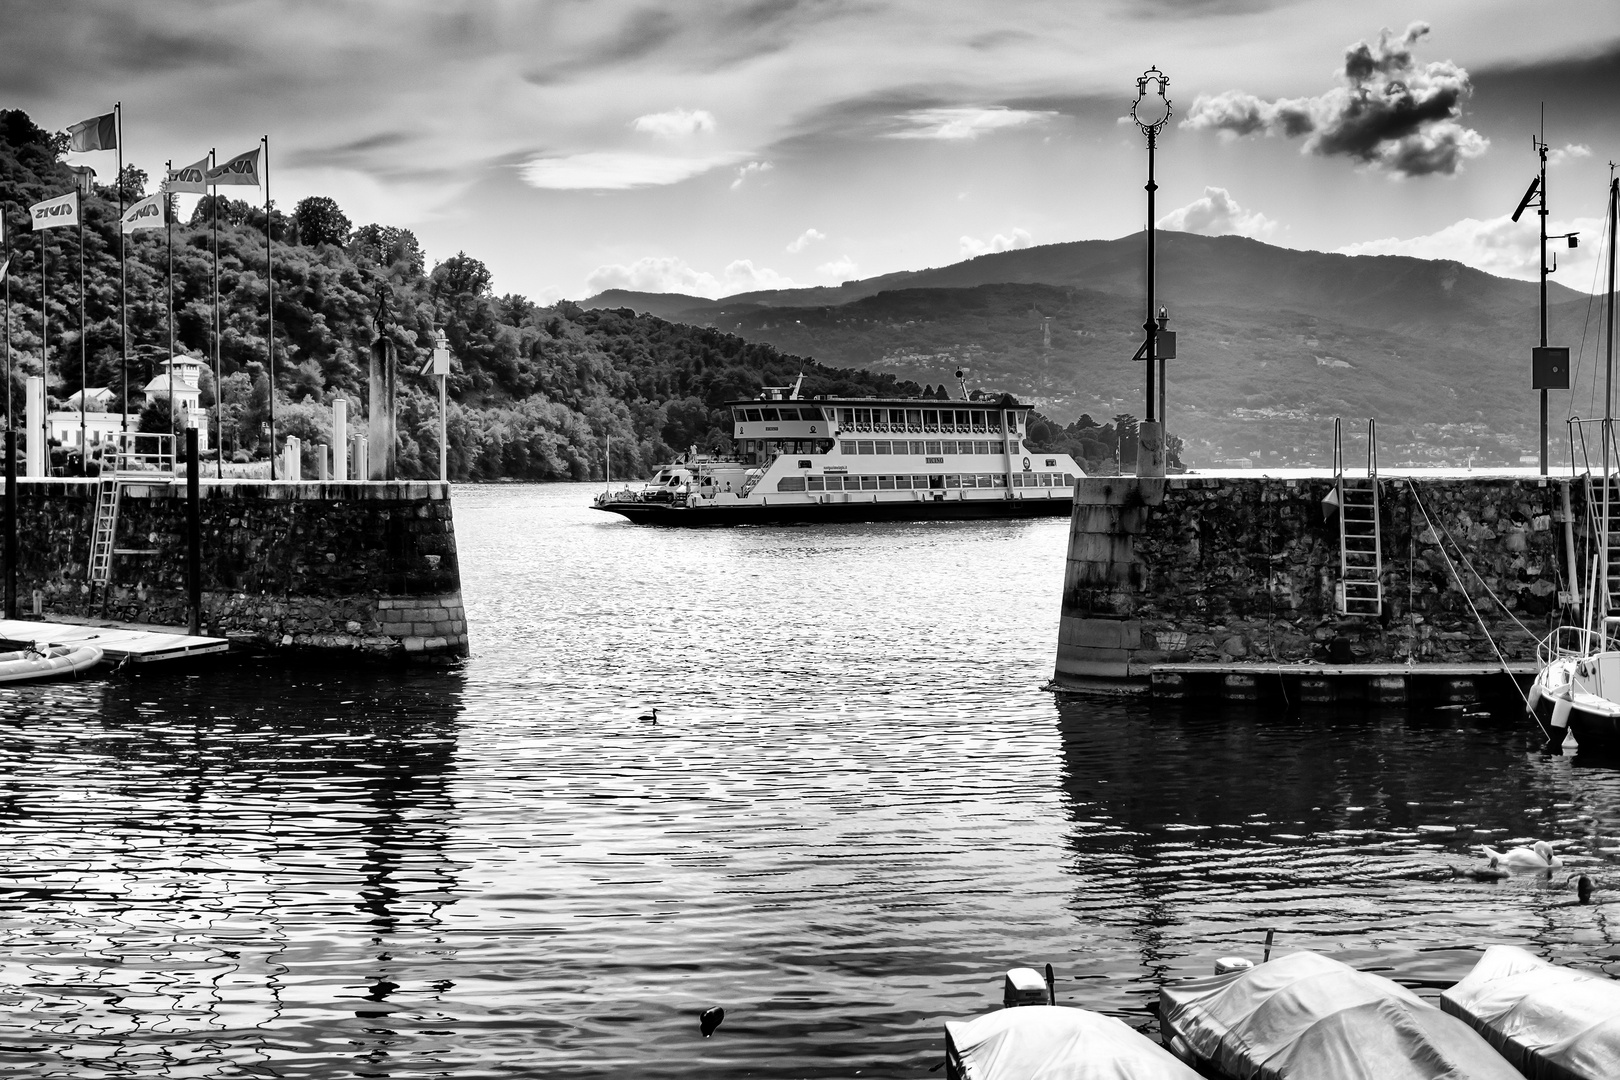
[585,255,800,298]
[1337,213,1603,286]
[786,227,825,253]
[817,255,858,279]
[521,151,742,190]
[1181,22,1488,177]
[959,228,1033,258]
[730,159,773,190]
[1157,187,1278,238]
[888,106,1058,140]
[1549,143,1592,166]
[631,107,716,138]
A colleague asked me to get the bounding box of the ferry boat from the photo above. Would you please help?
[592,380,1083,526]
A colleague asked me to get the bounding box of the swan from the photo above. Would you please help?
[1480,841,1562,871]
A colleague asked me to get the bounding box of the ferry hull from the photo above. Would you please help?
[594,495,1074,526]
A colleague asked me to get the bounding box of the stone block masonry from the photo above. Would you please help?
[1054,474,1572,686]
[7,479,467,658]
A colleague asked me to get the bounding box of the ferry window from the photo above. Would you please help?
[807,476,825,491]
[925,441,942,455]
[760,408,780,421]
[857,441,875,454]
[894,475,912,489]
[1007,439,1020,453]
[806,407,828,421]
[732,408,746,423]
[929,474,944,489]
[987,413,1002,432]
[993,441,1005,454]
[886,409,904,427]
[821,476,841,490]
[745,409,763,422]
[854,408,872,427]
[840,440,857,454]
[971,441,985,455]
[839,408,855,426]
[798,459,812,468]
[906,441,921,454]
[861,475,878,490]
[777,407,799,420]
[1010,473,1024,488]
[991,474,1007,487]
[943,441,959,455]
[1063,473,1076,485]
[1046,458,1057,467]
[954,410,971,428]
[878,475,896,490]
[944,474,961,488]
[981,474,996,488]
[818,440,835,454]
[923,410,939,430]
[906,409,922,428]
[972,411,987,431]
[938,412,954,432]
[776,477,807,492]
[1040,472,1053,487]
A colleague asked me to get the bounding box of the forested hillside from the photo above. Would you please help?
[0,108,933,481]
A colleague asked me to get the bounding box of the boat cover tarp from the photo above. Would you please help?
[1158,951,1521,1080]
[1440,944,1620,1080]
[944,1006,1200,1080]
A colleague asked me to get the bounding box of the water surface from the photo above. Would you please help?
[0,482,1615,1078]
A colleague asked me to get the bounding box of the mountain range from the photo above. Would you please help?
[586,233,1611,469]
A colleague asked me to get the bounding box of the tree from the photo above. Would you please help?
[350,223,424,275]
[432,252,492,301]
[293,196,351,248]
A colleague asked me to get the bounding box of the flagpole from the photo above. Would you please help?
[3,203,10,432]
[166,161,175,449]
[40,218,47,475]
[264,135,276,482]
[78,190,85,468]
[210,148,220,479]
[116,101,127,431]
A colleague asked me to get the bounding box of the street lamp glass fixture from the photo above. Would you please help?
[1132,69,1171,133]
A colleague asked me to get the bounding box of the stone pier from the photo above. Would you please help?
[1053,473,1567,697]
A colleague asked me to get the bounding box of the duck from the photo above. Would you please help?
[1480,841,1562,872]
[638,708,659,723]
[700,1006,724,1037]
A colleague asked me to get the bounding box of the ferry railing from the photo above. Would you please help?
[106,430,177,477]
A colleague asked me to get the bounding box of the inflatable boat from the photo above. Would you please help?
[0,643,104,683]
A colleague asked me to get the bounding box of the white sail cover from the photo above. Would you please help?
[1441,944,1620,1080]
[944,1006,1199,1080]
[1158,951,1520,1080]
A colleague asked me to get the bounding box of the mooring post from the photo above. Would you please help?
[4,428,15,620]
[186,427,200,636]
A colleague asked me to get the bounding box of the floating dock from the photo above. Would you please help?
[0,618,229,664]
[1054,662,1536,705]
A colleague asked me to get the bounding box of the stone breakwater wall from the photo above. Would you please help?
[11,479,467,658]
[1054,474,1577,684]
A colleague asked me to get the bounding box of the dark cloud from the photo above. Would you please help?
[289,131,415,171]
[1181,21,1488,177]
[0,3,241,94]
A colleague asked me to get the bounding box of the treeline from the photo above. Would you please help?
[1,108,1129,480]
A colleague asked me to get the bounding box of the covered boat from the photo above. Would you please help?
[0,643,103,683]
[1441,944,1620,1080]
[944,1005,1200,1080]
[1158,951,1521,1079]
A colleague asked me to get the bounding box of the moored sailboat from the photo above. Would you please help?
[1530,172,1620,751]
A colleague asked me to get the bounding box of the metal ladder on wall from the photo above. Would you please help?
[88,432,177,586]
[1332,417,1383,616]
[1569,418,1620,614]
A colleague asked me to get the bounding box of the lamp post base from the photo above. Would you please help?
[1137,421,1166,478]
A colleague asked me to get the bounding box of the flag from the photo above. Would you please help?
[206,147,261,187]
[67,112,117,152]
[0,255,9,281]
[165,155,209,195]
[121,193,165,232]
[30,191,79,231]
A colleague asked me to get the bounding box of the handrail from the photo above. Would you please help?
[1367,417,1378,478]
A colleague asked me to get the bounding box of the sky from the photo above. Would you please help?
[3,0,1619,303]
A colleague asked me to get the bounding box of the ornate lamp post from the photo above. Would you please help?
[1131,68,1171,477]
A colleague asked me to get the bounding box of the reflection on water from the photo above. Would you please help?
[0,482,1618,1077]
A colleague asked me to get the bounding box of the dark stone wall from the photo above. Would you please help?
[6,479,467,656]
[1055,475,1570,682]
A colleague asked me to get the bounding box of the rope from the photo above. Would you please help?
[1405,480,1529,705]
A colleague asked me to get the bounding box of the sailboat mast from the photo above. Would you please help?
[1605,170,1617,628]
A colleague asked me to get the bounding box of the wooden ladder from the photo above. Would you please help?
[1333,418,1383,617]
